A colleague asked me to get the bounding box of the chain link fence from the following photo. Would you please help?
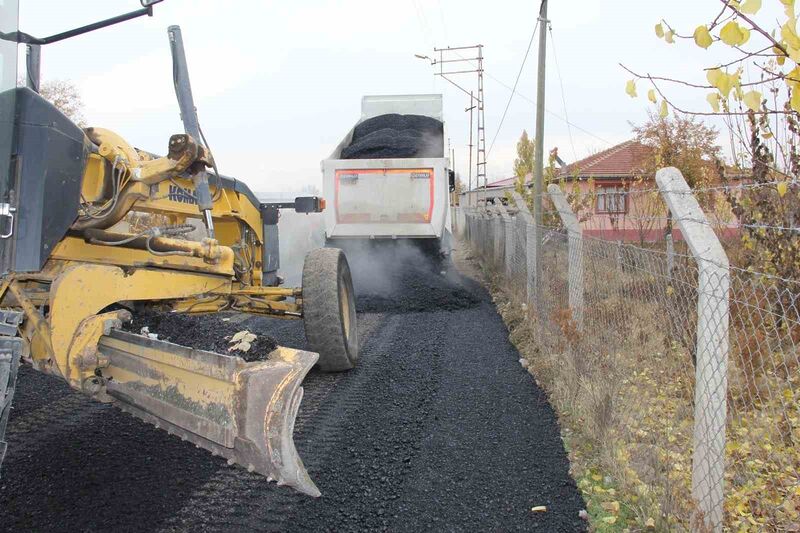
[453,168,799,532]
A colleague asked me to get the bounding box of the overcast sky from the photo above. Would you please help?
[17,0,758,193]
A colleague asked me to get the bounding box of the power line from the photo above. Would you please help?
[487,69,614,147]
[436,0,449,41]
[487,19,539,157]
[548,25,578,162]
[454,50,615,148]
[411,0,434,48]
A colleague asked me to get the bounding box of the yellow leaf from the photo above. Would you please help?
[720,21,749,46]
[626,79,637,98]
[783,18,800,49]
[782,0,796,18]
[788,66,800,90]
[694,25,713,48]
[707,92,721,112]
[602,501,621,514]
[602,516,617,524]
[706,68,723,86]
[712,71,739,99]
[778,181,788,197]
[740,0,761,14]
[531,505,547,513]
[743,90,761,111]
[665,30,675,44]
[591,474,602,481]
[792,88,800,112]
[666,285,675,296]
[645,517,656,529]
[659,99,668,118]
[655,23,664,38]
[740,27,751,43]
[647,89,657,103]
[788,45,800,63]
[740,26,751,45]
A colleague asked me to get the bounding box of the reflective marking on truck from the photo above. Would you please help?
[334,168,434,224]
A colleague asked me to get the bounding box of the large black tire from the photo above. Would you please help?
[302,248,358,372]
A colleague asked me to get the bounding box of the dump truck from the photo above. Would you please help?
[322,94,454,253]
[0,2,356,497]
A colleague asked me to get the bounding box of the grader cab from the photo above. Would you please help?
[0,1,357,496]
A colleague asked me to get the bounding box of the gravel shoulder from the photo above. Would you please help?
[0,243,584,532]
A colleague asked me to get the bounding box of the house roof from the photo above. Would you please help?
[559,140,652,179]
[486,173,532,189]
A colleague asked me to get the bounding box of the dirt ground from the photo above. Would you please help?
[0,242,585,532]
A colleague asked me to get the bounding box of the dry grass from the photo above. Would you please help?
[474,247,800,532]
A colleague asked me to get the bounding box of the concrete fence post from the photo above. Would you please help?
[615,240,623,272]
[511,193,535,305]
[497,202,513,276]
[492,206,504,269]
[656,167,729,533]
[547,184,583,328]
[666,233,675,280]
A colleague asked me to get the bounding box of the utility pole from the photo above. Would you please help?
[476,45,487,195]
[532,0,548,306]
[415,45,485,206]
[468,92,474,206]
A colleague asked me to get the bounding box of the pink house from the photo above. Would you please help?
[476,140,740,243]
[557,140,666,242]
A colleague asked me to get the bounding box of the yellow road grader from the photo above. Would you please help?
[0,1,357,496]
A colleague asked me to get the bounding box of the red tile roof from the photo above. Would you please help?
[486,173,531,189]
[559,140,652,179]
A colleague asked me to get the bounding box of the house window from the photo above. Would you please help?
[596,185,627,214]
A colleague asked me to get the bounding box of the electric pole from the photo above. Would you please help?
[416,45,486,206]
[532,0,548,306]
[468,92,474,206]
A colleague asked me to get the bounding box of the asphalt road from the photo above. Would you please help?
[0,246,585,532]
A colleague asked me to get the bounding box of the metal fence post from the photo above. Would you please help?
[547,184,583,328]
[656,167,729,533]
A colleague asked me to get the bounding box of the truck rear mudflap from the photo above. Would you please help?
[98,329,320,496]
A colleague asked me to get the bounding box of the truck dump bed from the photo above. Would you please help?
[322,95,452,246]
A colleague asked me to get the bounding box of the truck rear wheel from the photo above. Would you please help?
[302,248,358,372]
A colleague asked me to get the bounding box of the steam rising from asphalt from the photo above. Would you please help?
[277,210,433,297]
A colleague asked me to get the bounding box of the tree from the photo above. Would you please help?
[623,1,799,284]
[453,176,465,196]
[513,130,535,179]
[38,80,86,127]
[631,111,721,189]
[512,130,536,202]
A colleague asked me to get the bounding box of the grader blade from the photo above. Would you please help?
[97,330,320,496]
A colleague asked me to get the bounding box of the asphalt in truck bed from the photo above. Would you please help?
[0,246,585,532]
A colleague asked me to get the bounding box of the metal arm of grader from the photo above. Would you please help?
[1,1,163,45]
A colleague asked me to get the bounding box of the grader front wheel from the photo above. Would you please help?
[302,248,358,372]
